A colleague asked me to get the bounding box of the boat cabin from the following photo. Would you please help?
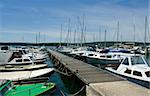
[116,55,150,78]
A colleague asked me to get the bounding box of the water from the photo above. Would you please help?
[45,58,69,96]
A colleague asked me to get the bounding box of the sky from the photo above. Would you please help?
[0,0,149,43]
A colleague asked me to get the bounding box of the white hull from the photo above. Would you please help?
[0,68,54,81]
[0,64,47,71]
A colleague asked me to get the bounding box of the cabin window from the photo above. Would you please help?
[106,55,111,58]
[24,59,30,62]
[145,71,150,77]
[124,69,132,74]
[131,56,145,65]
[133,71,142,77]
[23,50,27,54]
[16,59,22,62]
[122,58,129,65]
[19,50,23,55]
[100,55,105,58]
[79,53,84,56]
[88,54,94,56]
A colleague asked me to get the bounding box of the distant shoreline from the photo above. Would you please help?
[0,41,149,46]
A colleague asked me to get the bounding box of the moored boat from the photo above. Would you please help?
[0,64,48,72]
[0,68,54,81]
[106,54,150,88]
[0,80,56,96]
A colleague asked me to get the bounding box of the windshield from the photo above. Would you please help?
[131,56,145,65]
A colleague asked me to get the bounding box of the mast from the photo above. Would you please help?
[74,29,76,45]
[66,18,71,47]
[80,14,85,47]
[35,32,37,44]
[39,32,40,44]
[99,26,101,47]
[144,16,148,47]
[83,26,86,45]
[60,24,63,46]
[117,21,119,45]
[104,29,107,48]
[99,26,101,42]
[133,23,135,44]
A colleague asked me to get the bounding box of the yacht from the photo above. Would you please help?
[85,52,129,66]
[57,46,73,54]
[0,50,46,66]
[106,54,150,88]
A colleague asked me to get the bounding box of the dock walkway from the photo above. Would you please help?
[48,49,150,96]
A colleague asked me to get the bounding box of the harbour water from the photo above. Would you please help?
[46,58,69,96]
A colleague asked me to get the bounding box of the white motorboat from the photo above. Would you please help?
[0,68,54,81]
[0,64,48,72]
[4,53,45,65]
[85,52,130,66]
[106,54,150,88]
[57,46,73,54]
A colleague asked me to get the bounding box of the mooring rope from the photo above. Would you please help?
[71,85,85,96]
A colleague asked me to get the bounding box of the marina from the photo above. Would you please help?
[1,0,150,96]
[0,45,149,96]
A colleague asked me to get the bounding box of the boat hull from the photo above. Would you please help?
[5,60,45,66]
[0,68,54,81]
[86,57,120,65]
[0,64,48,72]
[107,69,150,89]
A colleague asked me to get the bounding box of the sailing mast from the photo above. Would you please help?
[65,18,71,47]
[74,29,76,45]
[35,32,37,44]
[104,29,107,48]
[117,21,119,46]
[99,26,101,46]
[133,23,135,44]
[144,16,148,47]
[60,24,63,46]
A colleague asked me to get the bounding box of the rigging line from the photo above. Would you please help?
[56,86,66,96]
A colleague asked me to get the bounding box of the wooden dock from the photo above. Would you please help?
[48,49,150,96]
